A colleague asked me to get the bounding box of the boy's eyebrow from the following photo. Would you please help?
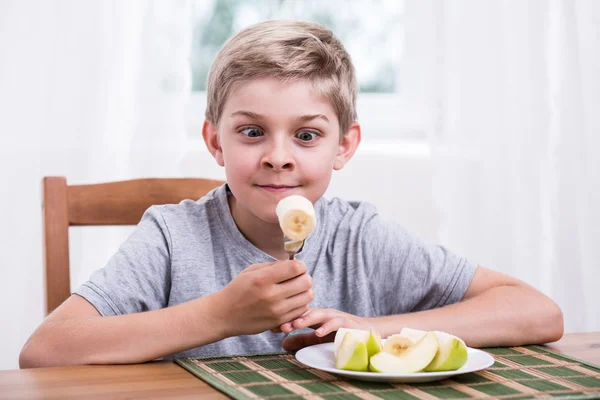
[230,110,265,120]
[297,114,330,123]
[230,110,329,123]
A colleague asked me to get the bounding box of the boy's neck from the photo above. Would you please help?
[227,195,289,260]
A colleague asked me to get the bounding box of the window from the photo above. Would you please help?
[187,0,428,142]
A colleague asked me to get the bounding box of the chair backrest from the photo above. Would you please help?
[42,176,225,315]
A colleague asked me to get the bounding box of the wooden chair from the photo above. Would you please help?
[42,176,225,315]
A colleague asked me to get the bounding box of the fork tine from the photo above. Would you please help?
[284,237,304,260]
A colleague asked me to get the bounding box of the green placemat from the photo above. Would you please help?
[175,346,600,399]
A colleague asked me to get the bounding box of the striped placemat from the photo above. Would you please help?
[175,345,600,399]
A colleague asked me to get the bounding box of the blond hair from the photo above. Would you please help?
[205,20,357,135]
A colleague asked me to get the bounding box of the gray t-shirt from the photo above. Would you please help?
[74,184,476,359]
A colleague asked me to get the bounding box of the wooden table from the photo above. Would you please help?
[1,333,598,399]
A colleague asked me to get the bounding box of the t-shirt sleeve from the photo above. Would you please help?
[362,215,477,316]
[72,206,172,316]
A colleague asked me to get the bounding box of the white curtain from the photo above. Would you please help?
[425,0,600,333]
[0,0,191,369]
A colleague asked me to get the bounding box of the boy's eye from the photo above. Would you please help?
[296,131,319,142]
[239,127,263,138]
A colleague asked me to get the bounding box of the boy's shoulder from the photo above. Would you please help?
[315,195,416,245]
[143,184,227,229]
[316,195,380,229]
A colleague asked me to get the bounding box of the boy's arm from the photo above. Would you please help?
[19,294,227,368]
[371,266,564,347]
[20,260,313,368]
[281,266,564,350]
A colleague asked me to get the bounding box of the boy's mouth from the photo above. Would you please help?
[257,184,299,193]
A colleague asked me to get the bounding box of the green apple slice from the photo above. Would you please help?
[335,332,369,371]
[365,330,382,358]
[369,331,439,373]
[333,328,370,357]
[398,328,468,371]
[424,333,468,371]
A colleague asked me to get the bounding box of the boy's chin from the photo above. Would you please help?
[254,211,280,226]
[242,203,279,225]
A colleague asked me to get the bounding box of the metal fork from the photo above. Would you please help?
[284,236,304,260]
[283,236,308,338]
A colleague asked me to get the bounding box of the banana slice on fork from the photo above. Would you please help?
[276,195,316,259]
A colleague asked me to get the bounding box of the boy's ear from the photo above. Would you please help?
[333,122,361,170]
[202,120,224,167]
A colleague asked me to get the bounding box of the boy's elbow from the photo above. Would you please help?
[19,330,57,369]
[538,299,564,344]
[19,340,43,369]
[548,305,564,343]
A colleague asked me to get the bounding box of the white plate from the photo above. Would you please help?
[295,342,495,383]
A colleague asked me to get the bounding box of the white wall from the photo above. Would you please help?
[1,2,55,372]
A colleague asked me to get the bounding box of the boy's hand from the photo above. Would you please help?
[216,260,314,337]
[280,308,372,352]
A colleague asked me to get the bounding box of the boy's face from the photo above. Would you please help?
[203,77,360,225]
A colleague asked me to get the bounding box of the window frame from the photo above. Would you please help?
[186,1,434,148]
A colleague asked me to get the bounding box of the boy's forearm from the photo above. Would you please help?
[21,294,228,368]
[370,285,563,347]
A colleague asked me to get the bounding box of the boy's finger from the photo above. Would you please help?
[281,304,310,327]
[314,317,344,337]
[280,307,313,333]
[291,309,327,330]
[266,260,308,284]
[280,322,294,334]
[277,274,313,301]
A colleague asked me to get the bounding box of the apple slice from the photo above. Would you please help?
[398,328,468,371]
[365,330,382,357]
[398,327,428,343]
[333,328,369,357]
[425,332,468,372]
[369,331,439,373]
[334,328,382,358]
[335,332,369,371]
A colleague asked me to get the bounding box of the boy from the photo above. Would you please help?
[20,20,563,368]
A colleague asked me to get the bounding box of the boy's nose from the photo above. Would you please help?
[261,140,295,171]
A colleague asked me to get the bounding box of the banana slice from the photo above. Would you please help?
[382,334,416,356]
[276,195,316,241]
